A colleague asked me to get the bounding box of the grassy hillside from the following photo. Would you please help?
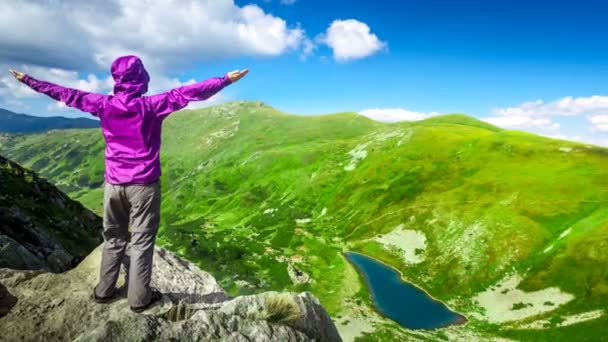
[0,129,106,212]
[2,100,607,341]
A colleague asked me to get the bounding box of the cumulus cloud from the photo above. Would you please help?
[593,139,608,147]
[589,115,608,132]
[543,133,583,141]
[481,95,608,136]
[362,101,608,147]
[482,116,560,131]
[540,133,608,147]
[0,64,114,99]
[299,38,317,61]
[316,19,387,62]
[0,0,315,114]
[359,108,439,122]
[0,0,308,71]
[492,96,608,117]
[262,0,298,5]
[1,58,225,114]
[0,1,98,69]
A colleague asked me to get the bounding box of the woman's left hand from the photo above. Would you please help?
[227,69,249,83]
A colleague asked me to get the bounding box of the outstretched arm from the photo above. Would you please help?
[149,68,249,119]
[9,69,105,117]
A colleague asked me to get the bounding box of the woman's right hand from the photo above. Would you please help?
[9,69,25,82]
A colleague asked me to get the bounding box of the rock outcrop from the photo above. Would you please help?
[0,244,342,341]
[0,155,102,272]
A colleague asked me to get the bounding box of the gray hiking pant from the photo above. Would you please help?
[94,179,161,308]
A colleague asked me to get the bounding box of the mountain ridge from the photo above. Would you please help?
[0,108,99,134]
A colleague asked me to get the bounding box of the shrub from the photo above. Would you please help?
[263,294,302,324]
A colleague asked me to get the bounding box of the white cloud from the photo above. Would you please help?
[0,64,114,99]
[0,0,312,114]
[492,96,608,117]
[543,133,583,141]
[0,0,386,117]
[593,139,608,147]
[0,97,30,112]
[589,115,608,132]
[2,61,228,114]
[543,133,608,147]
[0,1,96,69]
[483,95,608,138]
[299,38,316,61]
[359,108,439,122]
[263,0,298,5]
[363,102,608,148]
[1,56,233,115]
[47,101,68,112]
[481,116,560,131]
[0,0,309,71]
[317,19,387,62]
[184,92,228,110]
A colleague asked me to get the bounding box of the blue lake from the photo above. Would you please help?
[344,251,467,330]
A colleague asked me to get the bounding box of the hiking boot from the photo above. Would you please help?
[92,287,120,304]
[130,288,162,313]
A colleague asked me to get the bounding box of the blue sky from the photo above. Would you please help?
[1,0,607,145]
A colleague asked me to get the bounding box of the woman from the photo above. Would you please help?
[10,55,248,312]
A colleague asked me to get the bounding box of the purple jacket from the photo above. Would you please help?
[22,55,232,185]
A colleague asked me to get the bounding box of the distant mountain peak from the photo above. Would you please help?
[0,107,99,134]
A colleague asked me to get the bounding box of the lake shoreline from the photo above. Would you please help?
[342,250,470,331]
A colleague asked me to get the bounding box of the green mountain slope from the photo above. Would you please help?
[1,100,607,341]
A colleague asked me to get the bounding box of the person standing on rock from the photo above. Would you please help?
[9,56,249,313]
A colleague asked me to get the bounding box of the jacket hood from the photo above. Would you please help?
[111,55,150,96]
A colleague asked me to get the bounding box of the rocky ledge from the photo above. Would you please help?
[0,244,342,342]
